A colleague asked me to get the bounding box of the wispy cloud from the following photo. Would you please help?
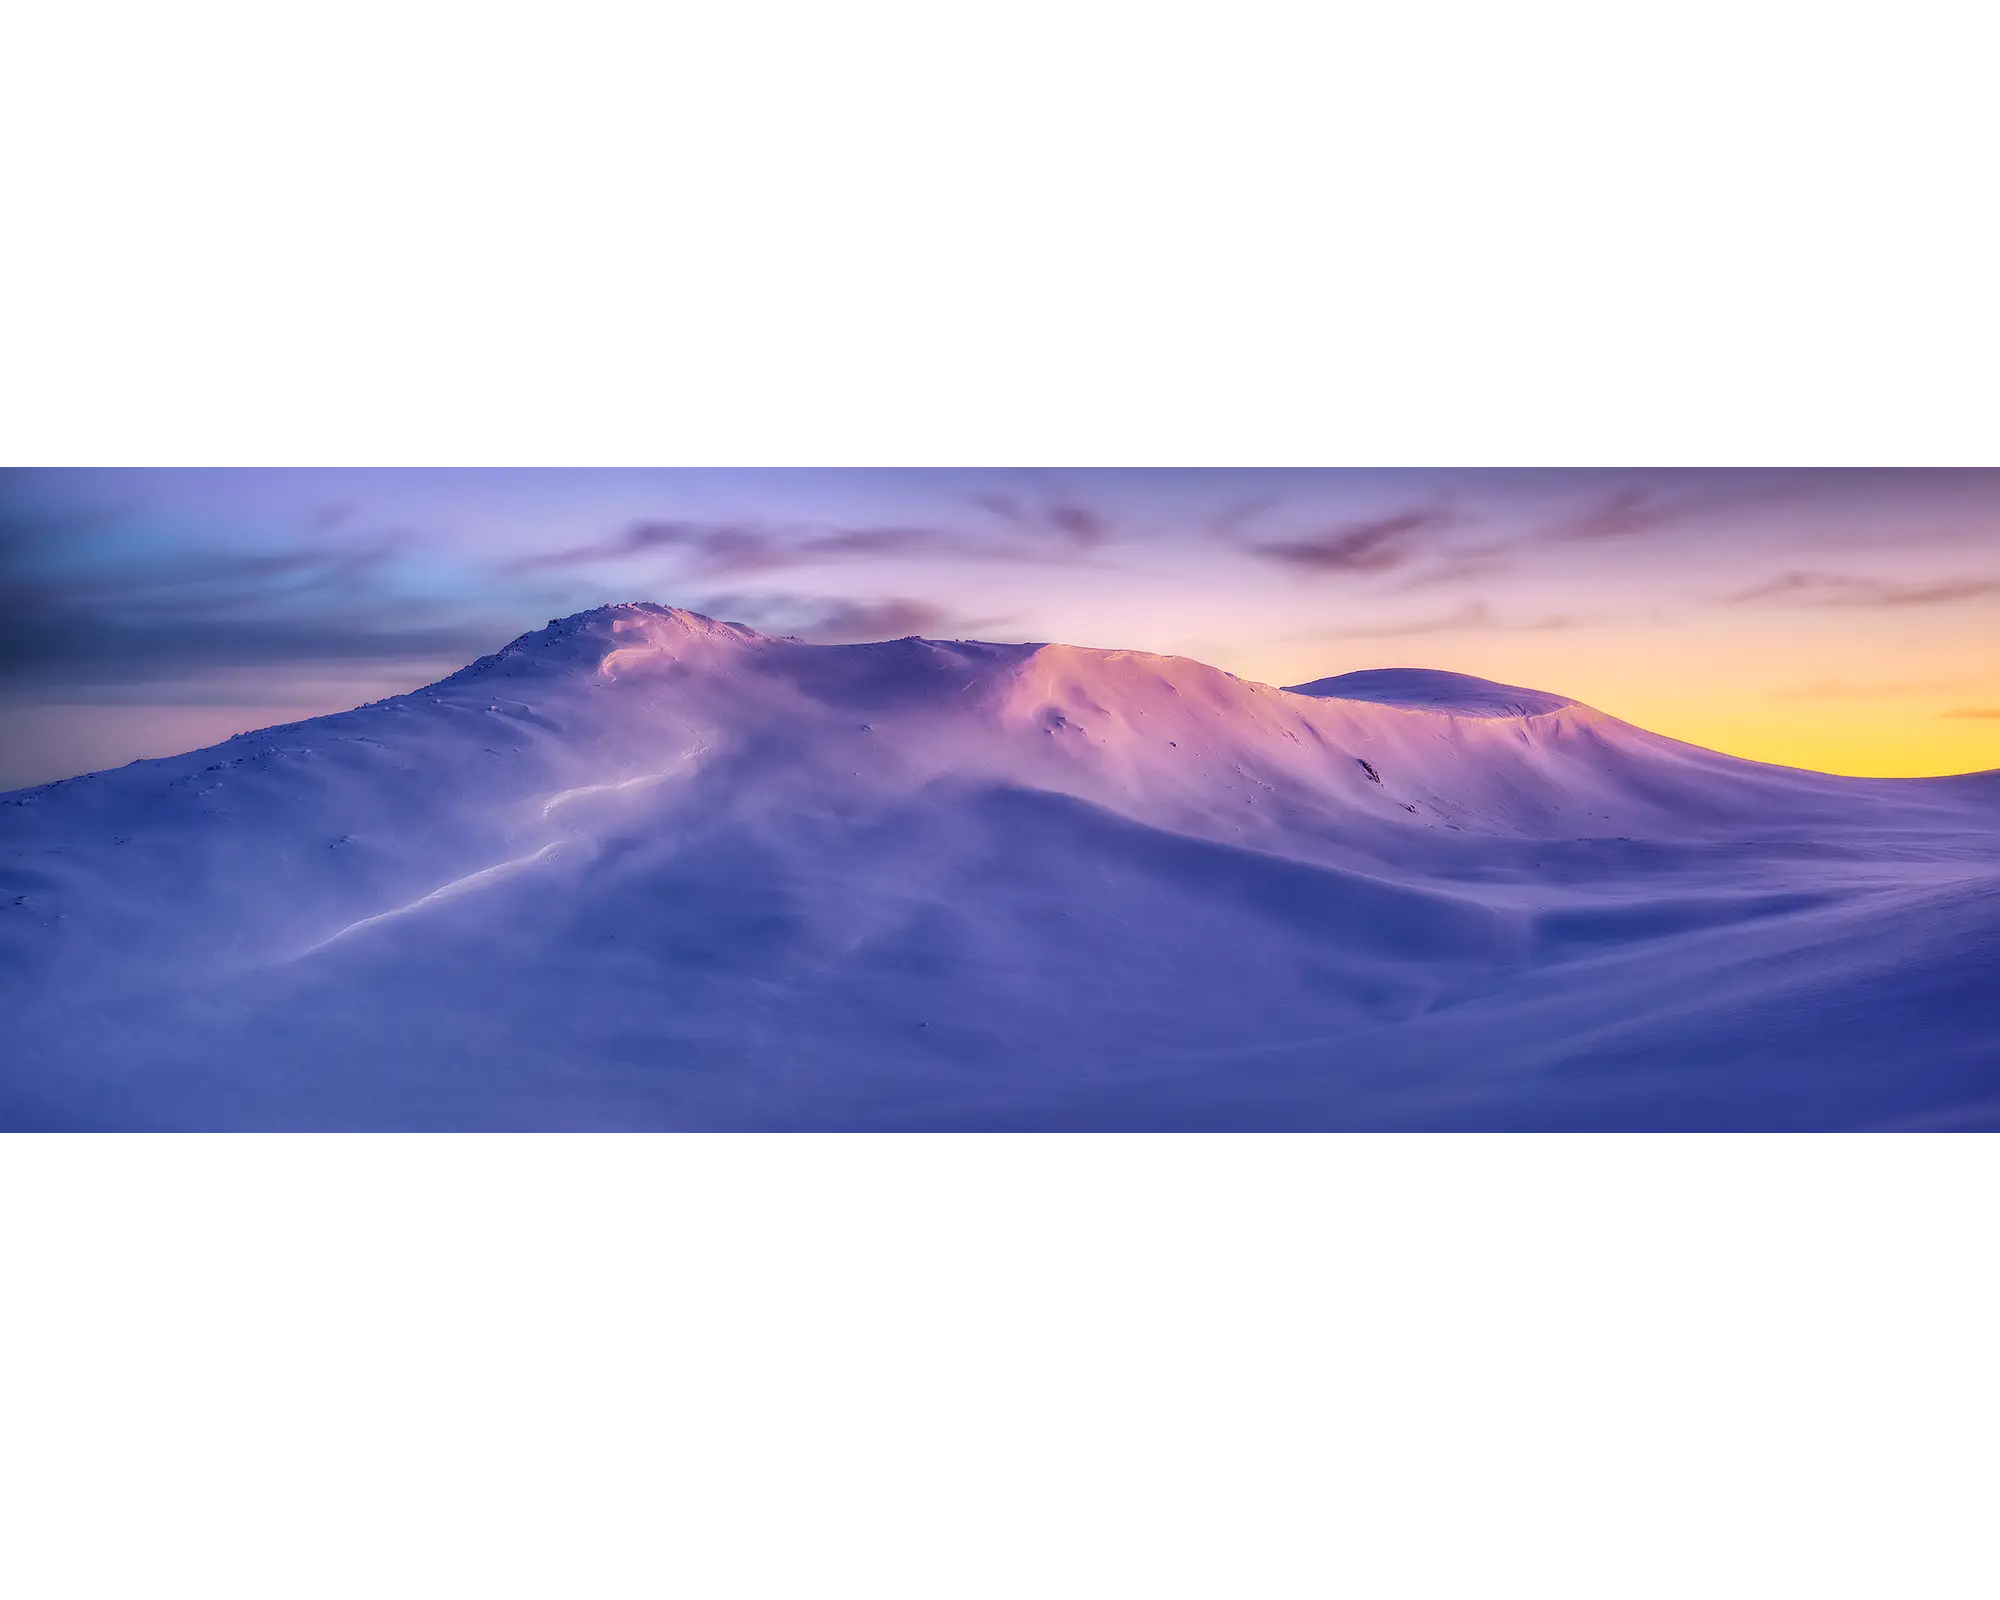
[1045,502,1110,546]
[1393,541,1517,589]
[1252,509,1452,574]
[692,590,1007,644]
[967,489,1114,547]
[516,511,1105,578]
[1537,473,1819,545]
[1727,571,2000,607]
[968,491,1030,526]
[1940,706,2000,720]
[514,519,939,576]
[0,508,497,699]
[1542,486,1685,542]
[1300,600,1578,639]
[1207,493,1285,539]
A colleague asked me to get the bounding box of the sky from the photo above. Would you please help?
[3,467,1998,789]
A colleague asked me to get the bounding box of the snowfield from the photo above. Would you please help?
[3,603,1995,1129]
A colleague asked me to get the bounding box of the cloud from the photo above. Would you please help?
[969,492,1031,526]
[1207,494,1285,539]
[794,598,960,642]
[515,519,889,576]
[690,590,1006,644]
[967,489,1114,547]
[1045,502,1110,546]
[1940,707,2000,720]
[1393,541,1518,589]
[0,496,502,701]
[1340,491,1665,589]
[1536,473,1824,545]
[1252,509,1452,574]
[1542,486,1685,542]
[517,511,1105,579]
[1726,571,2000,607]
[2,617,502,692]
[1298,601,1578,640]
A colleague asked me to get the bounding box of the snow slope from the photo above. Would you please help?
[2,602,1994,1129]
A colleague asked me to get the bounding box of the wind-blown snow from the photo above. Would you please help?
[2,602,1994,1129]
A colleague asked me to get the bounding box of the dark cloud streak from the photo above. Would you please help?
[0,501,503,700]
[691,589,1005,644]
[1543,486,1683,542]
[1535,473,1837,545]
[515,512,1108,578]
[1727,571,2000,607]
[967,487,1114,546]
[1252,509,1453,574]
[1393,542,1517,589]
[1296,601,1579,639]
[1207,494,1285,539]
[1045,503,1110,546]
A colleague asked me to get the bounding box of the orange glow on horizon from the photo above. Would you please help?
[1225,611,2000,780]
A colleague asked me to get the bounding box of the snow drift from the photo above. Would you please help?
[2,603,1994,1129]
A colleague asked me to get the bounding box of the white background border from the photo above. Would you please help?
[4,3,1998,1595]
[5,2,1995,465]
[6,1137,1998,1597]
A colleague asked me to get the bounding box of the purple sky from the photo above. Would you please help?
[4,468,1999,786]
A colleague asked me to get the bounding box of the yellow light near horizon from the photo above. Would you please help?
[1624,704,2000,779]
[1227,608,2000,780]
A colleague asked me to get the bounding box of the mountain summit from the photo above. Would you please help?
[2,605,1993,1129]
[1286,667,1576,718]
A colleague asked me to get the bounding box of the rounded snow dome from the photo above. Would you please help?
[1284,668,1575,718]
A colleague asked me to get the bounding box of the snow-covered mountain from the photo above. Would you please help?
[3,603,1995,1129]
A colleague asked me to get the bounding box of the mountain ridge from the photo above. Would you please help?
[14,600,1989,793]
[2,602,1994,1129]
